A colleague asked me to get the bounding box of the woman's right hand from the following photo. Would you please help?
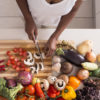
[25,19,38,42]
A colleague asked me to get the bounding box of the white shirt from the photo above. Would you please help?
[27,0,77,27]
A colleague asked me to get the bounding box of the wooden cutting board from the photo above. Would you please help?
[0,40,52,79]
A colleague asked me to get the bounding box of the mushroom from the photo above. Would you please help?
[47,76,57,84]
[24,58,35,66]
[40,79,49,91]
[52,56,61,64]
[58,74,69,84]
[27,51,33,59]
[30,66,36,74]
[54,79,66,91]
[39,62,44,71]
[52,63,61,73]
[42,53,46,59]
[34,63,39,74]
[34,53,41,59]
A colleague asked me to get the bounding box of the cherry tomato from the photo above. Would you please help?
[16,67,20,71]
[12,65,17,69]
[7,51,11,56]
[18,48,23,52]
[28,97,35,100]
[17,62,21,66]
[11,60,15,65]
[21,57,25,62]
[17,94,27,100]
[14,58,19,62]
[6,60,11,66]
[19,52,23,56]
[9,55,14,60]
[25,85,35,95]
[13,48,18,53]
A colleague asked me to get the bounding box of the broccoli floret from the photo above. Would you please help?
[0,78,23,100]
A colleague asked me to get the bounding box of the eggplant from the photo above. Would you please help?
[62,49,85,66]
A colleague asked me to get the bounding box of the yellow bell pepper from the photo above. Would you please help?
[61,86,76,100]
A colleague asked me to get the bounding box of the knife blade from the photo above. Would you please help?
[32,35,44,64]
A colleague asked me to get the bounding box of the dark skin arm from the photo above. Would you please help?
[45,0,82,56]
[16,0,82,56]
[16,0,38,41]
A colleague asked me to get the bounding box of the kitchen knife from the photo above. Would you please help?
[32,35,44,64]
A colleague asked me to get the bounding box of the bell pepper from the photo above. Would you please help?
[68,76,80,89]
[56,97,65,100]
[61,86,76,100]
[47,85,60,98]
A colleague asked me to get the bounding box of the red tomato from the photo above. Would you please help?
[21,57,25,62]
[16,67,20,71]
[17,94,27,100]
[12,65,17,69]
[7,51,11,56]
[17,62,21,66]
[13,48,18,53]
[11,60,15,65]
[18,48,23,52]
[14,58,19,62]
[6,60,11,66]
[9,55,14,60]
[25,85,35,95]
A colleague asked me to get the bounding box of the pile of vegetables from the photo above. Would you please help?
[0,40,100,100]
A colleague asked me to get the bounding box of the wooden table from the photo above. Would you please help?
[0,40,52,79]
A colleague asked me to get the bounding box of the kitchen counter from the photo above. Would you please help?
[0,29,100,53]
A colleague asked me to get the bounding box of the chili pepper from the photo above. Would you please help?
[47,85,60,99]
[61,86,76,100]
[35,82,45,99]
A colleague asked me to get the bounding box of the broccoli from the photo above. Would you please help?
[0,78,23,100]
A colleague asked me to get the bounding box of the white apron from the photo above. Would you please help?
[27,0,77,27]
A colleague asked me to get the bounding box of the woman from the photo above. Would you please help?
[16,0,82,56]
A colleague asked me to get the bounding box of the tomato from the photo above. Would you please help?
[17,94,27,100]
[6,60,11,66]
[12,65,17,69]
[25,85,35,95]
[28,97,35,100]
[16,67,20,71]
[17,62,21,66]
[18,48,23,52]
[21,57,25,62]
[13,48,18,53]
[14,57,19,62]
[9,55,15,60]
[11,60,15,65]
[7,51,11,56]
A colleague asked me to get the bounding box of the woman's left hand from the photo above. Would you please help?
[44,35,57,56]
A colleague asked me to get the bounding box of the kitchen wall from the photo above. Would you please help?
[0,0,95,29]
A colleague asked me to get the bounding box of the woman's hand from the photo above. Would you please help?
[45,35,57,56]
[25,19,38,41]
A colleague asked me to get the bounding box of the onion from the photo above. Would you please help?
[18,71,32,86]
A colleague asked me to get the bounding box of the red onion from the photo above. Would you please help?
[18,71,32,86]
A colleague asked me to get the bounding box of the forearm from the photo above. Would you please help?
[53,0,82,40]
[16,0,33,22]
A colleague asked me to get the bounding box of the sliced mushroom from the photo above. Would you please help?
[58,74,69,84]
[47,76,57,84]
[40,79,49,91]
[24,58,35,66]
[27,51,33,59]
[34,53,41,59]
[34,63,39,74]
[39,62,44,71]
[54,79,66,91]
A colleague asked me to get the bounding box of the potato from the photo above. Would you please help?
[77,40,93,55]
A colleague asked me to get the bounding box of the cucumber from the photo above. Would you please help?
[81,62,98,71]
